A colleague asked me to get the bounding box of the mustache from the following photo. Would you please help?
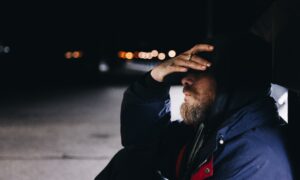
[183,86,197,96]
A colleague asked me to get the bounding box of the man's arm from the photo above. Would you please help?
[121,44,214,147]
[121,72,171,147]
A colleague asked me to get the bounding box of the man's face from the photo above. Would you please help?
[180,73,216,126]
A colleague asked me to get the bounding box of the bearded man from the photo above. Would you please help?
[95,32,293,180]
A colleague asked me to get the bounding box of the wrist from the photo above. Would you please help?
[150,69,163,82]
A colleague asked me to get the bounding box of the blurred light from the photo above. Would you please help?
[98,61,110,72]
[168,50,176,58]
[145,53,152,59]
[138,52,146,59]
[4,46,10,53]
[125,52,134,60]
[134,51,139,58]
[148,54,153,59]
[65,51,72,59]
[118,51,126,59]
[72,51,81,59]
[158,53,166,60]
[151,50,159,57]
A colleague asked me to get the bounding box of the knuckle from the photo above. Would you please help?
[193,44,200,49]
[173,58,180,64]
[177,55,186,60]
[166,65,172,70]
[167,63,175,69]
[188,60,195,66]
[184,60,190,66]
[172,59,179,66]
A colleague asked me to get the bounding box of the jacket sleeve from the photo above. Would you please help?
[120,71,172,147]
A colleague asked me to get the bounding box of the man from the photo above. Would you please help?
[95,32,293,179]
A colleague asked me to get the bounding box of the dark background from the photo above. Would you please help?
[0,0,300,178]
[2,0,286,87]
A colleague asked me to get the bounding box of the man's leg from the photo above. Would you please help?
[95,147,160,180]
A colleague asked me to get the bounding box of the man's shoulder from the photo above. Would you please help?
[213,127,293,179]
[219,126,287,161]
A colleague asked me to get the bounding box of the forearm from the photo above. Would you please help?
[121,71,171,147]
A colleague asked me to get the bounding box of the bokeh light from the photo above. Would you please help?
[151,50,159,57]
[65,51,72,59]
[125,52,134,60]
[158,53,166,60]
[168,50,176,58]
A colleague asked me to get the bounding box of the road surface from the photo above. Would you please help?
[0,80,183,180]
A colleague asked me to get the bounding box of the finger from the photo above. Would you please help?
[179,53,193,61]
[192,44,214,53]
[174,57,207,71]
[177,54,210,67]
[186,44,214,54]
[168,66,188,73]
[190,55,212,67]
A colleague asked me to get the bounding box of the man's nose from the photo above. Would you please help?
[181,75,194,86]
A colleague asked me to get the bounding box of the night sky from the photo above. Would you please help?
[2,0,299,90]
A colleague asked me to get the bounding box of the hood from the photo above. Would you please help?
[164,31,272,89]
[214,92,282,142]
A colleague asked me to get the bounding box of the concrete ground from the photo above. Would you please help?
[0,85,124,180]
[0,80,183,180]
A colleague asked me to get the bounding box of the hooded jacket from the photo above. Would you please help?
[110,73,293,180]
[95,33,293,180]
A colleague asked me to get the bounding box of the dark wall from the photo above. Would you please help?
[273,0,300,92]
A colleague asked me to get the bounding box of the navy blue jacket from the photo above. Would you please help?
[109,73,293,180]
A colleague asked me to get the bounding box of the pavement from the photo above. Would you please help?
[0,85,124,180]
[0,80,184,180]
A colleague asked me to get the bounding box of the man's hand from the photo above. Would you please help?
[150,44,214,82]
